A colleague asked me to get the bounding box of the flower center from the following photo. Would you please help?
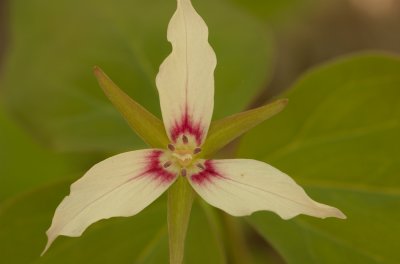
[172,149,194,167]
[164,134,202,176]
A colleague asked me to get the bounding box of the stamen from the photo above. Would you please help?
[193,147,201,154]
[163,161,172,168]
[167,144,175,151]
[196,163,205,170]
[182,135,188,144]
[181,168,187,177]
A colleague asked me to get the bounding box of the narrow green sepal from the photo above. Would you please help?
[168,177,194,264]
[93,66,169,149]
[202,99,288,157]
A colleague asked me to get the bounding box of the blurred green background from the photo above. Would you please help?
[0,0,399,263]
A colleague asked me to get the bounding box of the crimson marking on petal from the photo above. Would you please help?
[191,160,222,185]
[141,150,176,183]
[170,108,203,145]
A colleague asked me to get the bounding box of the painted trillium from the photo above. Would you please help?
[43,0,345,254]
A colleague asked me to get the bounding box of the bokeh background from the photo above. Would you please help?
[1,0,399,263]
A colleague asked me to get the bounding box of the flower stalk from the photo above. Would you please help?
[168,176,194,264]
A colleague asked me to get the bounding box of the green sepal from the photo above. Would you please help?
[93,66,169,149]
[202,98,288,157]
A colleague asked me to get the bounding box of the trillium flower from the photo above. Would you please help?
[43,0,345,255]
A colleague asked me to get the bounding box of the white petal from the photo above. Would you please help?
[156,0,217,146]
[188,159,346,219]
[43,149,178,254]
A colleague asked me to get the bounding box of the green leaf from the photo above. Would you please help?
[229,0,312,21]
[1,0,273,152]
[0,181,226,264]
[0,105,79,201]
[94,67,168,149]
[203,99,288,157]
[238,53,400,263]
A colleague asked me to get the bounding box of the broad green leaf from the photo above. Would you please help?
[230,0,313,21]
[0,181,225,264]
[0,105,79,201]
[1,0,273,152]
[238,53,400,263]
[94,67,168,148]
[203,99,288,157]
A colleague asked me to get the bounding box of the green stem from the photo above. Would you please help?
[167,177,194,264]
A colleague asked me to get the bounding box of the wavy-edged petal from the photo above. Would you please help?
[188,159,346,219]
[156,0,217,146]
[43,149,178,254]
